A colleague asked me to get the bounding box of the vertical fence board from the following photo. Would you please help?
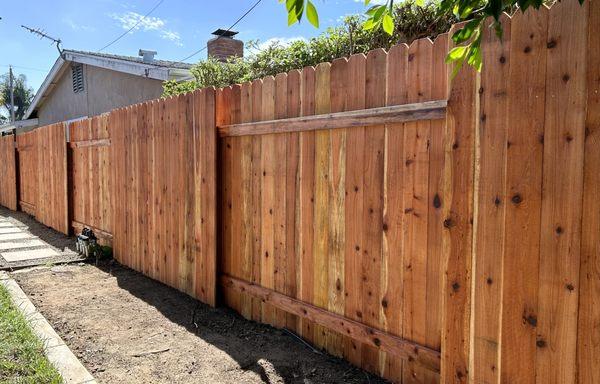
[382,44,408,382]
[260,77,277,326]
[403,39,434,383]
[427,32,449,356]
[238,81,254,319]
[250,79,264,322]
[344,53,368,368]
[313,63,331,350]
[285,69,301,333]
[578,0,600,382]
[536,1,588,383]
[362,48,387,375]
[471,14,511,383]
[299,68,316,344]
[328,58,347,357]
[499,7,548,384]
[197,88,217,306]
[441,25,477,384]
[273,73,288,330]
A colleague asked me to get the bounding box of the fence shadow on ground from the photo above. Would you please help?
[95,260,387,384]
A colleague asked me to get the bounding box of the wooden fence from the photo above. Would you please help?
[14,124,69,232]
[0,135,17,210]
[36,123,69,234]
[0,1,597,382]
[109,89,217,305]
[15,131,38,216]
[217,38,450,381]
[69,114,112,244]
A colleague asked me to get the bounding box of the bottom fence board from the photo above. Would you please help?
[220,274,441,374]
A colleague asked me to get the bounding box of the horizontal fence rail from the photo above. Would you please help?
[218,100,447,137]
[221,274,442,372]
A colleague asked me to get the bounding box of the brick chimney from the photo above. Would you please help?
[207,29,243,62]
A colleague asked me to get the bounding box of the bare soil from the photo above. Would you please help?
[14,262,388,384]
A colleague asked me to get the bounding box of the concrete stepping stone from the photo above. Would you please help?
[1,248,60,262]
[0,233,32,241]
[0,239,45,251]
[0,227,22,234]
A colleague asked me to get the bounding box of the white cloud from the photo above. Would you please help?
[251,36,308,53]
[63,17,96,32]
[354,0,388,4]
[109,11,182,46]
[160,31,182,46]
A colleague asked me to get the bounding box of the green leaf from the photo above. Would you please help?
[382,13,394,35]
[415,0,425,6]
[446,45,468,62]
[294,0,304,20]
[487,0,503,20]
[451,19,479,44]
[366,4,386,16]
[363,17,378,30]
[288,10,299,25]
[306,0,319,28]
[373,4,387,20]
[364,0,371,4]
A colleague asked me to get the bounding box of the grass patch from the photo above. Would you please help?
[0,283,62,384]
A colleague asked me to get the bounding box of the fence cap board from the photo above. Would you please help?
[218,99,447,137]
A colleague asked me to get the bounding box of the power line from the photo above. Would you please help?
[0,64,48,73]
[98,0,165,52]
[176,0,263,63]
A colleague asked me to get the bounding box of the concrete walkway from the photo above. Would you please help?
[0,214,81,270]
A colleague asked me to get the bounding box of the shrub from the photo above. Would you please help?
[163,0,456,96]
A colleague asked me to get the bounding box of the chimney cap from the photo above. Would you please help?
[138,49,157,62]
[211,29,238,38]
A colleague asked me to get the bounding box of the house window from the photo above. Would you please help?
[72,64,84,93]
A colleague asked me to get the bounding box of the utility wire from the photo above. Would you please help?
[0,64,48,72]
[176,0,263,63]
[98,0,165,52]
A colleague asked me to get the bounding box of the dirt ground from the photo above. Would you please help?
[14,262,388,384]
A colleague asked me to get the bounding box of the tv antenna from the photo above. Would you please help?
[21,25,63,54]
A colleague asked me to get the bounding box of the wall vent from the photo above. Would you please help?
[72,64,84,93]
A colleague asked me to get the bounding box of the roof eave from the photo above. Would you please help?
[63,51,173,81]
[24,56,66,120]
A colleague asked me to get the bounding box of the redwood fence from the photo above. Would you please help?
[0,1,598,383]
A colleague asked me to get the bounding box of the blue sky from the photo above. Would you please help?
[0,0,377,93]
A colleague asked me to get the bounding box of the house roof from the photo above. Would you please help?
[24,49,192,120]
[64,49,193,70]
[0,118,38,135]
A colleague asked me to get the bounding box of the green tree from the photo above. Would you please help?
[282,0,584,71]
[0,73,35,122]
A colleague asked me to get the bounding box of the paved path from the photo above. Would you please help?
[0,214,82,270]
